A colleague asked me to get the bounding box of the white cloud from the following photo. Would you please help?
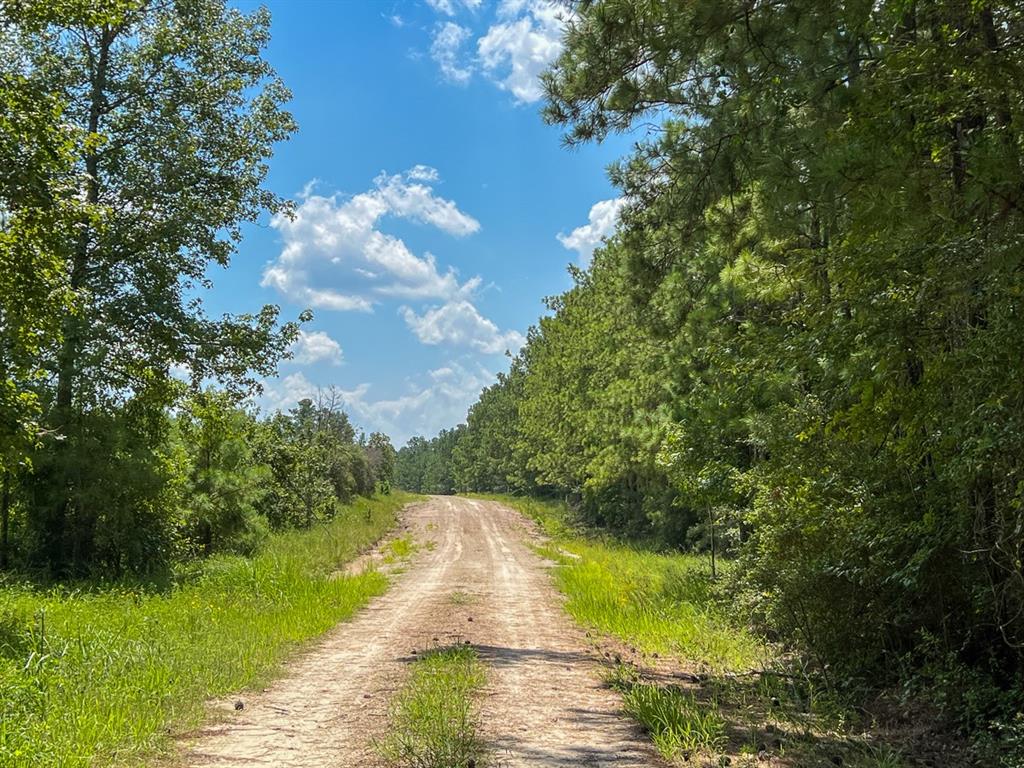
[338,361,496,444]
[477,1,566,103]
[262,167,480,312]
[426,0,482,15]
[431,22,473,84]
[289,330,343,365]
[401,300,525,354]
[557,197,625,265]
[374,168,478,235]
[406,164,440,182]
[422,0,568,104]
[256,371,320,413]
[254,363,499,445]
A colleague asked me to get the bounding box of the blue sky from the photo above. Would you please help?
[215,0,630,445]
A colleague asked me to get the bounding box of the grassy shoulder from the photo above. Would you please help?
[376,644,487,768]
[0,491,421,768]
[475,494,912,768]
[475,494,764,673]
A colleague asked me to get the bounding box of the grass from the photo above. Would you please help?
[0,491,420,768]
[472,494,913,768]
[376,644,487,768]
[389,535,417,559]
[607,665,726,759]
[473,494,764,673]
[384,534,418,563]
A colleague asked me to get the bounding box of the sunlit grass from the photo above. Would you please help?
[376,645,487,768]
[0,491,420,768]
[386,534,418,561]
[473,494,764,673]
[606,665,726,758]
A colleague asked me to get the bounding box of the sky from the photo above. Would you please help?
[215,0,631,445]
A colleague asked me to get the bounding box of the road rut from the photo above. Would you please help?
[183,495,661,767]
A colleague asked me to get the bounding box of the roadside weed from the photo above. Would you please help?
[607,666,725,758]
[386,535,418,562]
[376,645,487,768]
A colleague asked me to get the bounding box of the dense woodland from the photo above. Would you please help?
[4,0,1024,761]
[396,0,1024,756]
[0,1,396,578]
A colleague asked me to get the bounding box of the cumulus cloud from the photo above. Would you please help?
[262,167,480,312]
[254,362,500,445]
[477,1,566,103]
[289,329,343,365]
[427,0,481,15]
[557,197,626,265]
[339,361,496,444]
[431,22,473,84]
[406,164,440,182]
[401,300,525,354]
[255,371,320,414]
[422,0,568,104]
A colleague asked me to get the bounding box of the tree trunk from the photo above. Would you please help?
[708,503,717,579]
[47,25,114,572]
[55,25,111,414]
[1,472,11,570]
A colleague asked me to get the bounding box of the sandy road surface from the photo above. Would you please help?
[183,496,661,767]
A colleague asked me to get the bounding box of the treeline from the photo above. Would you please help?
[398,0,1024,754]
[0,2,394,577]
[7,389,395,575]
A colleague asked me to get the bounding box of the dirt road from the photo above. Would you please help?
[183,496,661,767]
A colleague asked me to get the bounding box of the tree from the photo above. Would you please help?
[254,393,371,529]
[543,0,1024,727]
[366,432,397,493]
[176,391,269,556]
[0,0,84,567]
[6,0,300,572]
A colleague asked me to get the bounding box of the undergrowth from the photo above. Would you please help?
[607,665,726,759]
[472,494,764,673]
[0,491,419,767]
[474,494,920,768]
[376,644,487,768]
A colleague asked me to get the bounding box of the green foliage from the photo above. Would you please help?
[395,428,463,495]
[25,397,182,576]
[176,391,270,556]
[366,431,398,494]
[492,494,764,673]
[0,492,413,768]
[542,0,1024,707]
[606,666,726,759]
[376,644,487,768]
[0,0,302,575]
[451,367,529,494]
[402,1,1024,756]
[255,394,374,529]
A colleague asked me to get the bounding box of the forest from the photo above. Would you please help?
[396,0,1024,758]
[4,0,1024,765]
[0,0,397,578]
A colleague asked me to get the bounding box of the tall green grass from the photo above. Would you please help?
[376,645,487,768]
[0,492,418,767]
[473,495,917,768]
[474,494,764,673]
[607,665,726,758]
